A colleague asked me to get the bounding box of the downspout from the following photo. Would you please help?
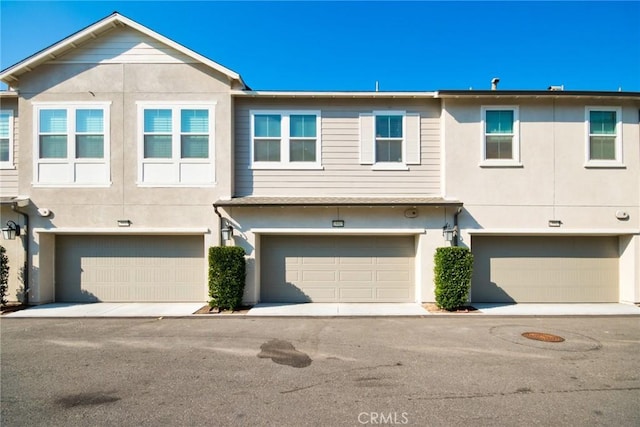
[11,203,29,305]
[213,204,223,246]
[453,206,462,247]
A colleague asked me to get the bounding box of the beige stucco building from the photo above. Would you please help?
[1,13,638,308]
[440,92,640,304]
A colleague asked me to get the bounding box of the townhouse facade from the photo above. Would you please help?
[1,13,638,307]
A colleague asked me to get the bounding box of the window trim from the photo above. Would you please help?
[250,109,322,170]
[480,105,521,167]
[32,102,112,187]
[136,101,217,187]
[0,109,14,169]
[584,106,623,168]
[372,110,408,170]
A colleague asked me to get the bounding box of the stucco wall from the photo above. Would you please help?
[224,206,456,304]
[0,207,26,302]
[12,32,236,302]
[443,97,640,231]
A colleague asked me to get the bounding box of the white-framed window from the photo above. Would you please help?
[585,106,623,167]
[480,106,520,167]
[375,114,404,163]
[137,102,216,186]
[359,111,420,169]
[0,109,14,169]
[33,102,111,186]
[250,110,321,169]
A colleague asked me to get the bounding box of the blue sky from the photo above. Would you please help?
[1,1,639,92]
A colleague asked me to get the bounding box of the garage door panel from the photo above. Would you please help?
[261,235,415,302]
[56,235,205,302]
[303,270,337,281]
[472,236,619,303]
[339,288,374,300]
[339,270,374,281]
[377,288,412,300]
[340,257,374,265]
[305,287,337,300]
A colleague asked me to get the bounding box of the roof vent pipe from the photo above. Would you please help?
[491,78,500,90]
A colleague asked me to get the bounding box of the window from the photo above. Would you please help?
[375,115,403,162]
[359,111,420,168]
[250,110,321,169]
[138,102,216,185]
[33,103,111,186]
[0,110,13,168]
[586,107,622,166]
[481,106,520,166]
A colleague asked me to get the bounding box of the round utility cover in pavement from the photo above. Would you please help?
[490,325,601,352]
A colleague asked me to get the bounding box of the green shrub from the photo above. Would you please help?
[208,246,246,311]
[434,247,474,311]
[0,245,9,306]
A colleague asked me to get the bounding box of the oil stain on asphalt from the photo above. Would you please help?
[258,339,312,368]
[55,392,120,408]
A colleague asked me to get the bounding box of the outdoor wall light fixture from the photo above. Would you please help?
[442,223,458,242]
[2,220,21,240]
[117,219,132,227]
[221,224,234,241]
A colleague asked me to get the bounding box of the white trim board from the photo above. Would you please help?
[35,227,210,235]
[466,228,640,236]
[250,228,427,235]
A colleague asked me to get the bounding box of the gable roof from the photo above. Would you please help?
[0,12,247,89]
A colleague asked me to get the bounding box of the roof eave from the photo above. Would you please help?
[231,90,437,99]
[214,197,462,208]
[435,90,640,100]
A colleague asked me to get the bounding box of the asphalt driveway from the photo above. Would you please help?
[2,316,639,426]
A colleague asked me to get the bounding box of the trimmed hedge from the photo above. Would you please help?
[208,246,246,311]
[434,247,474,311]
[0,245,8,306]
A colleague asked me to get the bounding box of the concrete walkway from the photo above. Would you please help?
[3,302,640,318]
[472,303,640,316]
[3,303,205,318]
[247,303,429,316]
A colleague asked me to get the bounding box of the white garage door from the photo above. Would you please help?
[471,236,619,303]
[55,235,205,302]
[260,235,415,302]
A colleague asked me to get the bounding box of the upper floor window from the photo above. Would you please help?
[0,110,13,169]
[586,107,622,167]
[137,102,216,186]
[481,106,520,166]
[359,111,420,169]
[375,115,403,163]
[251,110,321,169]
[33,103,111,186]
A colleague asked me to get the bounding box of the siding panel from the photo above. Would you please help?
[53,27,195,64]
[235,99,441,197]
[0,105,18,197]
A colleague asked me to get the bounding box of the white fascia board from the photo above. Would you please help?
[34,227,210,235]
[466,228,640,236]
[232,90,437,98]
[115,15,242,83]
[0,13,244,87]
[251,228,427,235]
